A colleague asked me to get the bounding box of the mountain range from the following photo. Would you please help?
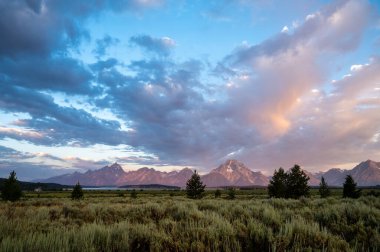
[313,160,380,186]
[38,159,380,187]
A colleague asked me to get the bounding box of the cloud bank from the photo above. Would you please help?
[0,0,379,178]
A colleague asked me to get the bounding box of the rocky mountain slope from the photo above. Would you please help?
[202,160,269,187]
[41,163,193,187]
[317,160,380,186]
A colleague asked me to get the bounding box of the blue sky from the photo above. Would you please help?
[0,0,380,180]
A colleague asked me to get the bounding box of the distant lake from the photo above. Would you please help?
[82,186,179,190]
[83,187,127,190]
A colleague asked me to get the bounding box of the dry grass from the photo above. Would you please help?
[0,193,379,251]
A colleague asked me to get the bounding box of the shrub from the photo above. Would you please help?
[366,190,380,197]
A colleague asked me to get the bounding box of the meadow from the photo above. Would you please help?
[0,189,379,252]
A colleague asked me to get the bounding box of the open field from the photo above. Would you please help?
[1,189,380,251]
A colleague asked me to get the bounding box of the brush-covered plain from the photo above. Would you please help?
[1,189,379,252]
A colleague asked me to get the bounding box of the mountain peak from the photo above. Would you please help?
[355,159,380,170]
[220,159,248,172]
[106,162,124,171]
[202,159,269,186]
[317,159,380,186]
[364,159,380,167]
[225,159,240,165]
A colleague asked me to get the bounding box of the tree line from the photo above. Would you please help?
[268,164,361,199]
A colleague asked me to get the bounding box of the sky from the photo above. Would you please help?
[0,0,380,180]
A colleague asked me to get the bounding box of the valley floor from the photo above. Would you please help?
[1,190,379,251]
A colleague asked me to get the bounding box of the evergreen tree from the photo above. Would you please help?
[319,176,330,198]
[186,170,206,199]
[130,189,137,199]
[214,189,221,198]
[71,182,84,200]
[286,165,310,199]
[268,168,287,198]
[343,175,361,198]
[1,171,22,202]
[227,187,236,200]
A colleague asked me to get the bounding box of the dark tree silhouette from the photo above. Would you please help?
[71,182,84,200]
[186,170,206,199]
[130,189,137,199]
[214,189,221,198]
[319,176,330,198]
[227,187,236,200]
[268,168,287,198]
[286,165,310,199]
[268,165,310,199]
[1,171,22,201]
[343,175,361,198]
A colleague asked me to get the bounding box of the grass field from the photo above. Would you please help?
[1,189,379,251]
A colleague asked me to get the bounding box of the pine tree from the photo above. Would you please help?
[319,176,330,198]
[268,168,287,198]
[130,189,137,199]
[286,165,310,199]
[186,170,206,199]
[214,189,221,198]
[1,171,22,202]
[343,175,361,198]
[227,187,236,200]
[71,182,84,200]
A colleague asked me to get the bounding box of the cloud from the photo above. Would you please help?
[0,85,130,146]
[0,0,165,96]
[0,145,114,180]
[0,145,80,180]
[281,26,289,33]
[130,35,175,56]
[93,35,120,58]
[0,57,95,94]
[0,161,79,181]
[0,0,85,58]
[218,0,373,138]
[0,0,166,58]
[86,0,379,171]
[0,0,379,177]
[0,145,34,160]
[63,157,110,170]
[0,126,45,142]
[231,56,380,171]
